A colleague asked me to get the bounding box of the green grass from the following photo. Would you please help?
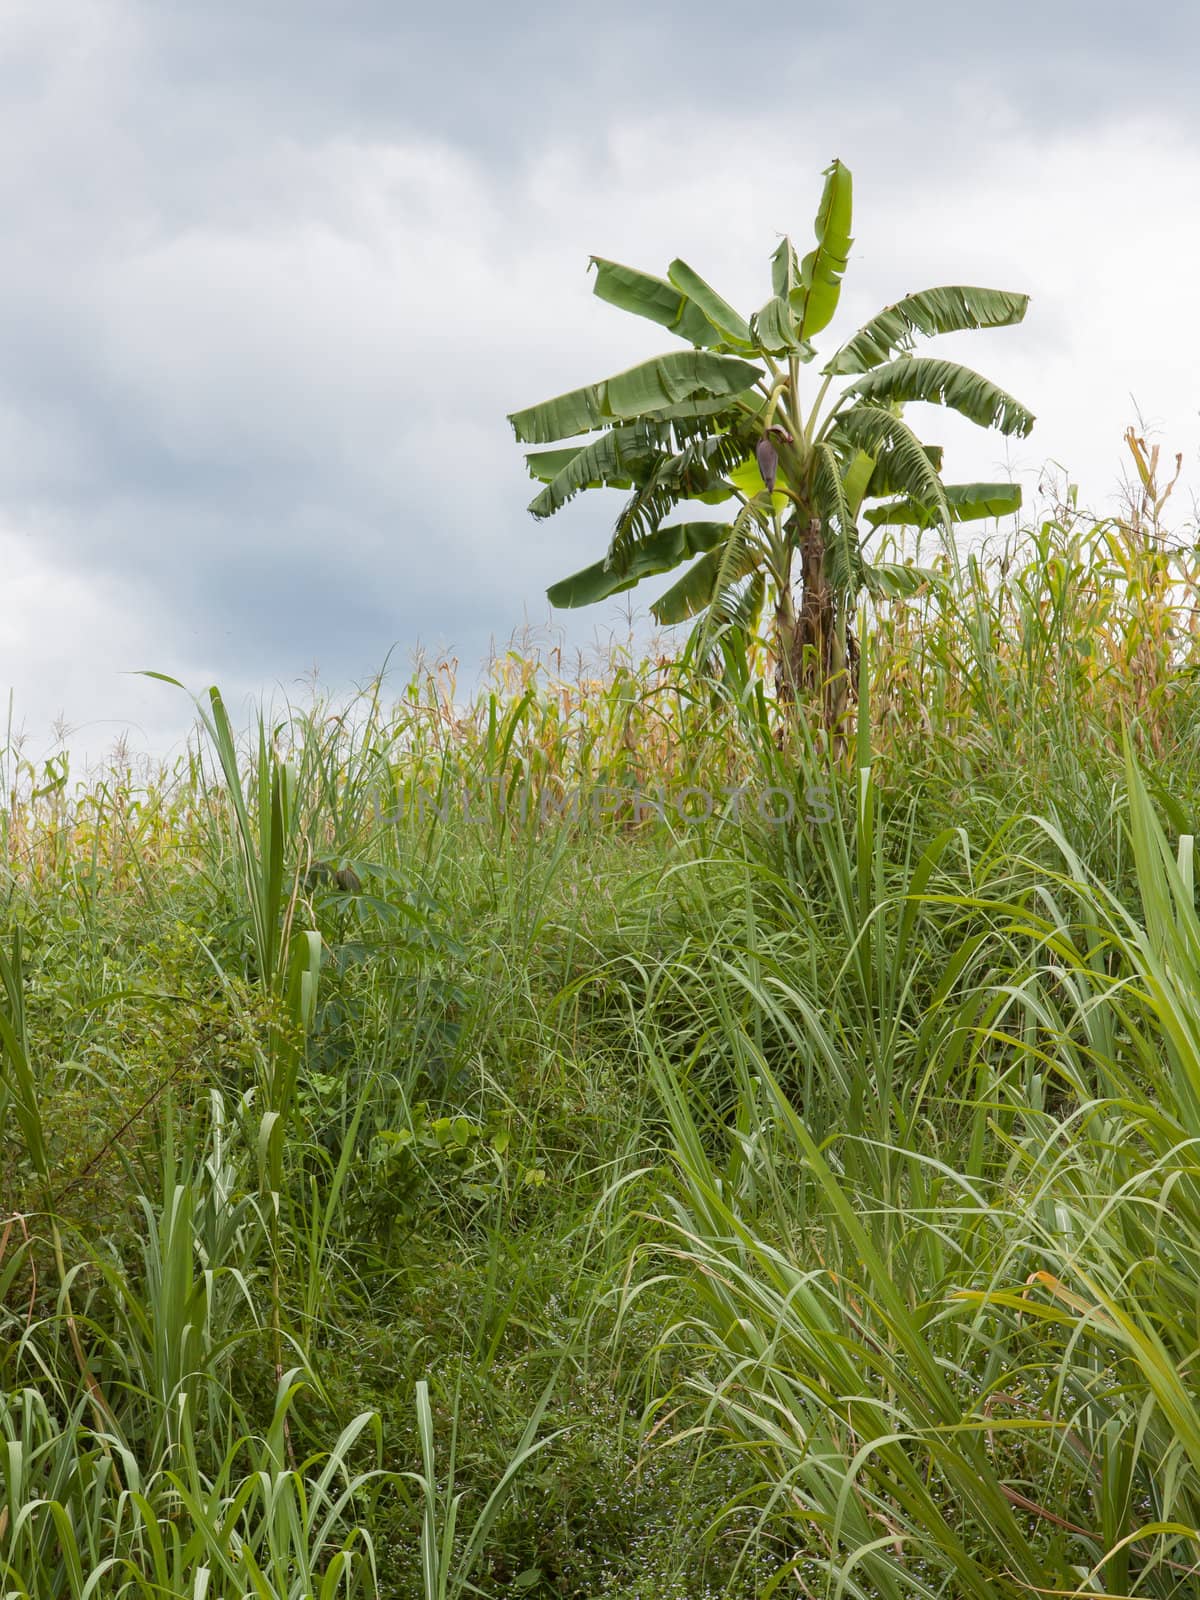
[5,506,1200,1595]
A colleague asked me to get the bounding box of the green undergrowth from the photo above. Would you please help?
[5,512,1200,1595]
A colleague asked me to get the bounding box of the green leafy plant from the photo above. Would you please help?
[9,510,1200,1597]
[407,1377,559,1600]
[508,158,1033,722]
[361,1107,543,1246]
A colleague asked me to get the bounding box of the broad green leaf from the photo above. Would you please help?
[590,256,723,347]
[771,235,800,298]
[509,382,611,445]
[692,502,765,655]
[648,392,756,423]
[651,534,760,624]
[527,423,664,519]
[526,394,756,483]
[824,523,863,593]
[712,568,766,631]
[792,158,853,340]
[841,450,876,518]
[828,285,1031,375]
[832,406,951,529]
[861,560,944,598]
[843,357,1035,437]
[812,441,855,534]
[547,520,730,608]
[689,483,739,505]
[508,350,763,444]
[751,295,815,357]
[667,260,753,346]
[524,446,587,484]
[865,443,943,499]
[608,432,747,565]
[814,441,861,592]
[864,481,1023,528]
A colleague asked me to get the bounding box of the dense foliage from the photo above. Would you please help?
[5,500,1200,1595]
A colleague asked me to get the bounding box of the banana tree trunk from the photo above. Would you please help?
[775,517,850,727]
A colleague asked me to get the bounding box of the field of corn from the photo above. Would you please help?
[6,495,1200,1598]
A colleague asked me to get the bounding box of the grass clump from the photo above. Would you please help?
[5,499,1200,1595]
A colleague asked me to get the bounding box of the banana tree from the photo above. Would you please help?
[507,158,1034,723]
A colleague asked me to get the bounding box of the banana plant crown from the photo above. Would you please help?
[507,159,1033,632]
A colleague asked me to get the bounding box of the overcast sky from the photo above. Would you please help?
[2,0,1199,763]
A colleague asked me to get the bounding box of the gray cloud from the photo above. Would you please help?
[140,0,1200,151]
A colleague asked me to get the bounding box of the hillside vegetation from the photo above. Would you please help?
[5,501,1200,1597]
